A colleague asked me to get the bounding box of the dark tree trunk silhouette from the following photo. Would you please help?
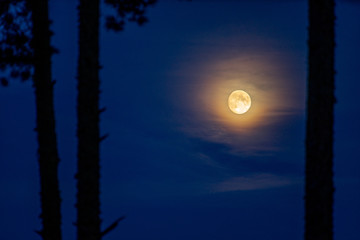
[305,0,336,239]
[1,1,156,239]
[1,1,62,238]
[75,1,155,239]
[30,0,62,239]
[76,0,101,239]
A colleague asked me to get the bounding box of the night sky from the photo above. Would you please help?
[1,0,360,239]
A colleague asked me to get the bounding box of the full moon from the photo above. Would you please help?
[228,90,252,114]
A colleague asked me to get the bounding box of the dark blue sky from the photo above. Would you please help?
[1,0,360,239]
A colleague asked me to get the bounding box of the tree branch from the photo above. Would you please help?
[100,216,126,237]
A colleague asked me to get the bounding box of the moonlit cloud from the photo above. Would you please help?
[167,30,305,154]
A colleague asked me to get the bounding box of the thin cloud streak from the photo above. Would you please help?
[212,173,295,192]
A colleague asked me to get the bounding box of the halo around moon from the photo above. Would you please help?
[228,90,251,114]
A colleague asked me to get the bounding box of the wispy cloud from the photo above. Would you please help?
[212,173,294,192]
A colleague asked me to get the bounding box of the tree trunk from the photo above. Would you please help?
[305,0,336,240]
[30,0,62,239]
[76,0,101,239]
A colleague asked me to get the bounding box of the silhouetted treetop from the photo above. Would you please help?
[105,0,157,31]
[1,0,157,86]
[0,0,58,86]
[0,0,32,86]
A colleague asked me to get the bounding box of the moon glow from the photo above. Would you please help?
[228,90,252,114]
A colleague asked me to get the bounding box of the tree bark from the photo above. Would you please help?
[76,0,101,239]
[305,0,336,240]
[30,0,62,239]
